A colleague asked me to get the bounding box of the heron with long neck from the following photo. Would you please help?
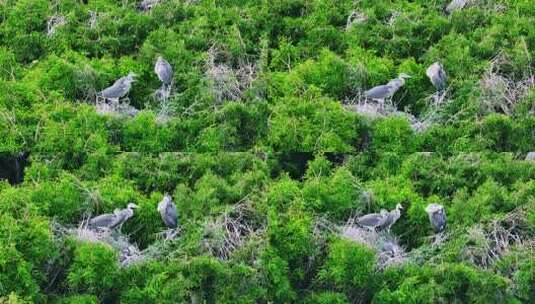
[98,72,137,103]
[364,73,411,108]
[357,204,403,232]
[88,203,139,230]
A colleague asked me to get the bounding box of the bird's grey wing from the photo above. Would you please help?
[437,68,447,89]
[357,213,383,227]
[101,77,127,98]
[365,85,391,99]
[89,213,116,227]
[100,84,117,97]
[156,61,173,84]
[165,203,178,228]
[431,211,446,232]
[446,0,467,13]
[108,210,127,229]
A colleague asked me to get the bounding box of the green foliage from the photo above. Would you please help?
[67,242,119,302]
[1,0,535,302]
[302,165,362,219]
[319,238,376,297]
[268,94,365,152]
[374,263,512,304]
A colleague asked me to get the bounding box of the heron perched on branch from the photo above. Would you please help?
[426,62,448,91]
[88,203,139,230]
[98,72,136,103]
[357,204,403,231]
[425,203,447,233]
[364,73,411,108]
[154,56,174,101]
[158,193,178,229]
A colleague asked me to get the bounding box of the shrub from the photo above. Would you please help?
[318,238,376,298]
[67,242,119,302]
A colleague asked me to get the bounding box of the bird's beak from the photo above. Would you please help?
[131,204,139,209]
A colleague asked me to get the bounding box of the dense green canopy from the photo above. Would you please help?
[0,0,534,303]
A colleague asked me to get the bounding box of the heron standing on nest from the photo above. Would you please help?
[425,203,447,233]
[98,72,136,103]
[364,73,411,109]
[88,203,139,230]
[154,56,174,101]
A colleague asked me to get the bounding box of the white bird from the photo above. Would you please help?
[426,62,448,91]
[157,193,178,229]
[88,203,139,230]
[364,73,411,108]
[525,152,535,161]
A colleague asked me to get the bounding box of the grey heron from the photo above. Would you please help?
[88,203,139,230]
[364,73,411,108]
[98,72,136,103]
[384,203,403,231]
[357,203,403,231]
[155,56,173,87]
[446,0,468,14]
[425,203,446,233]
[154,56,174,101]
[158,193,178,229]
[426,62,447,91]
[138,0,161,11]
[357,209,389,231]
[525,152,535,161]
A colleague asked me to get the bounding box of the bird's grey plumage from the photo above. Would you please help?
[99,73,136,101]
[365,85,395,100]
[446,0,468,14]
[525,152,535,161]
[425,203,447,233]
[155,57,173,86]
[158,193,178,229]
[380,239,400,256]
[357,209,388,230]
[358,204,403,231]
[383,203,403,231]
[364,74,411,106]
[138,0,160,11]
[88,203,139,229]
[426,62,448,91]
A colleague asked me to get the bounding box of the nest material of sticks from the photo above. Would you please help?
[201,202,265,260]
[461,207,533,268]
[480,53,534,116]
[205,46,258,104]
[53,220,148,268]
[339,216,406,269]
[344,100,437,133]
[95,98,139,117]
